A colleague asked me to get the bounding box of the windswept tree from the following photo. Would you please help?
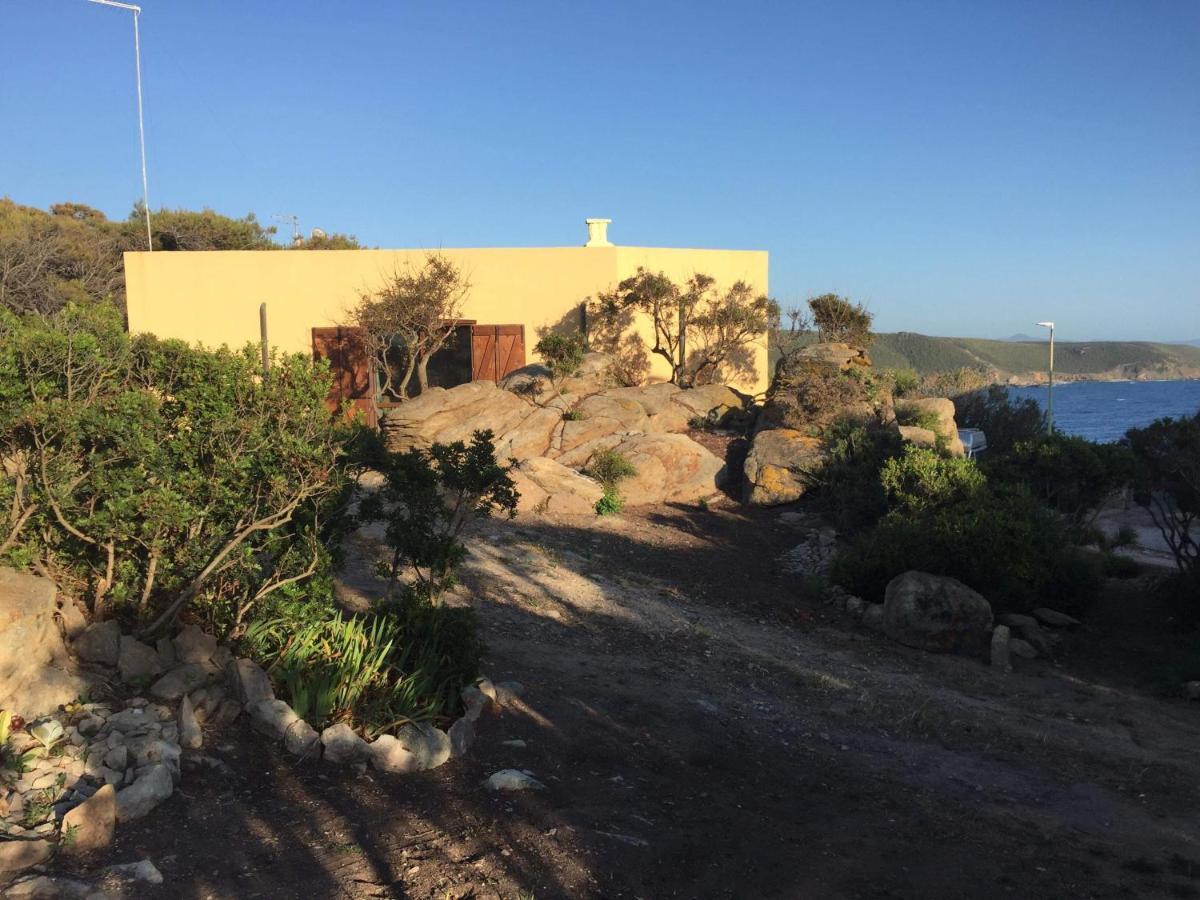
[350,253,470,400]
[1128,412,1200,588]
[590,268,774,388]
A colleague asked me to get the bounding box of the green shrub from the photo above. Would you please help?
[812,420,904,531]
[830,488,1101,615]
[359,430,518,603]
[585,449,637,489]
[595,487,625,516]
[880,446,986,515]
[243,595,482,734]
[534,332,586,382]
[985,433,1132,527]
[807,293,874,349]
[562,409,584,421]
[887,368,920,399]
[0,303,347,638]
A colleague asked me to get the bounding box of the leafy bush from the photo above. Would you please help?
[951,385,1043,454]
[811,421,904,531]
[534,332,586,382]
[830,487,1101,615]
[595,487,625,516]
[585,448,637,489]
[0,303,347,638]
[585,448,637,515]
[887,368,920,399]
[359,430,518,603]
[985,433,1133,527]
[244,596,482,734]
[880,446,986,514]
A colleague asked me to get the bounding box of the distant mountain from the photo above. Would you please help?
[1002,332,1040,342]
[864,333,1200,382]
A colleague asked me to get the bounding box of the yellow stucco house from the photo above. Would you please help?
[124,219,769,420]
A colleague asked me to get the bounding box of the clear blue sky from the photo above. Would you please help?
[2,1,1197,341]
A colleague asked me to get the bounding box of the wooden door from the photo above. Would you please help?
[471,324,525,382]
[311,326,377,427]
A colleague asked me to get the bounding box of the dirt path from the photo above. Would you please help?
[64,500,1200,899]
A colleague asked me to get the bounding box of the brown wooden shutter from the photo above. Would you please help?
[311,326,377,427]
[470,324,525,382]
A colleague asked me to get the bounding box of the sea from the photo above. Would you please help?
[1006,379,1200,444]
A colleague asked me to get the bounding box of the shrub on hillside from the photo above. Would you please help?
[810,420,904,531]
[0,303,347,637]
[762,360,869,433]
[585,448,637,515]
[243,594,482,733]
[880,446,986,515]
[830,487,1102,615]
[359,430,519,603]
[985,433,1133,527]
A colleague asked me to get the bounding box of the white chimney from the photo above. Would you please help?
[584,218,613,247]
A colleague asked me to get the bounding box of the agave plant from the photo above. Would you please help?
[29,719,65,752]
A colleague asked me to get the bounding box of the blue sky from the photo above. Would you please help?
[2,1,1197,341]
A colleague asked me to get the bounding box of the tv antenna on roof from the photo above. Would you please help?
[274,214,301,245]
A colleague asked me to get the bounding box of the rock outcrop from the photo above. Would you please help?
[378,366,733,509]
[0,568,92,720]
[742,428,825,506]
[510,457,605,516]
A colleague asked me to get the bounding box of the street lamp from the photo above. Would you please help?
[88,0,152,251]
[1036,321,1055,433]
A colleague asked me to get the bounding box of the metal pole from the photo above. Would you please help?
[89,0,152,250]
[1047,326,1055,434]
[259,303,270,375]
[132,10,151,250]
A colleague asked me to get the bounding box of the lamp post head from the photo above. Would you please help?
[1036,321,1055,330]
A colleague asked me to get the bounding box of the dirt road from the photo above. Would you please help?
[86,500,1200,899]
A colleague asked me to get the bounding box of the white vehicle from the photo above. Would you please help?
[958,428,988,459]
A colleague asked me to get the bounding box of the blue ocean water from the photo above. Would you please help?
[1006,379,1200,443]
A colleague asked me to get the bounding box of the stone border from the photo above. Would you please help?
[1,620,516,887]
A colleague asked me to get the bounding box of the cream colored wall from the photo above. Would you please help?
[124,243,769,393]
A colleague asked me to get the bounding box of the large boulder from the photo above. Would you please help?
[556,394,650,456]
[896,398,965,457]
[670,383,748,427]
[510,457,604,516]
[742,428,825,506]
[0,567,92,720]
[603,433,726,503]
[882,571,993,653]
[380,382,559,460]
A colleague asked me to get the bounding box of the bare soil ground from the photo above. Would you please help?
[51,497,1200,899]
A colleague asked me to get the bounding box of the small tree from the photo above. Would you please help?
[1127,412,1200,586]
[350,253,469,401]
[360,430,518,602]
[533,332,586,405]
[591,268,773,388]
[807,294,874,348]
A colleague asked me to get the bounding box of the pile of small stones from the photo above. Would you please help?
[2,617,519,888]
[988,608,1081,671]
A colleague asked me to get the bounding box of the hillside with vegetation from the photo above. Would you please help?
[868,331,1200,382]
